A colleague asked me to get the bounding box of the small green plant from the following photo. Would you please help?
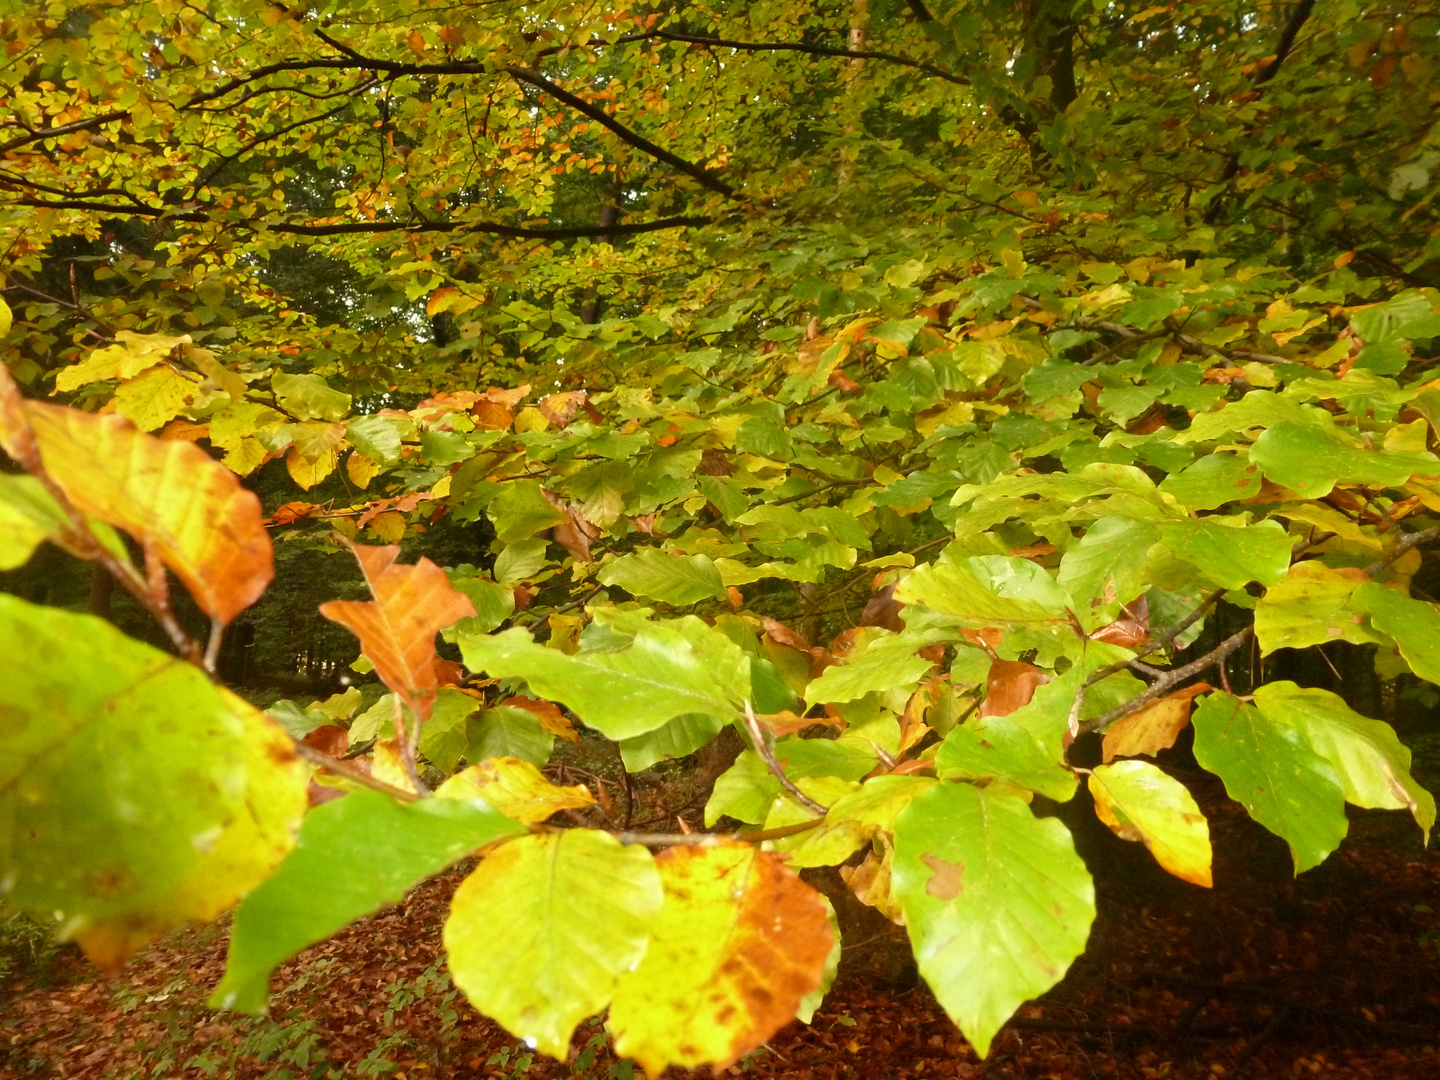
[0,903,64,987]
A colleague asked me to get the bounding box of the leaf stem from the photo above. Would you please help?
[741,700,829,814]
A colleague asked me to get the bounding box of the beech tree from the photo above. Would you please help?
[3,0,1440,1068]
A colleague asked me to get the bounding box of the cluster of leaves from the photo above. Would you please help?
[3,0,1440,1071]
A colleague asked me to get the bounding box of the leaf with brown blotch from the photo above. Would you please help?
[1102,683,1211,763]
[0,367,272,625]
[538,391,586,427]
[502,695,579,743]
[608,842,833,1075]
[318,542,475,724]
[1091,596,1151,648]
[978,659,1050,719]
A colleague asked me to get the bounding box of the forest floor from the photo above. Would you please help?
[3,765,1439,1080]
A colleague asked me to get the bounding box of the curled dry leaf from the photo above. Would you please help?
[861,582,907,632]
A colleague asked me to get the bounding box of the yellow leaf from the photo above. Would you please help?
[369,510,406,543]
[437,756,594,823]
[346,449,382,489]
[1102,683,1210,763]
[284,421,346,489]
[112,365,202,432]
[74,691,307,969]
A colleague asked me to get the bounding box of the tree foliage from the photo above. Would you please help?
[3,0,1440,1068]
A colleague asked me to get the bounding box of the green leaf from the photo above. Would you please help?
[419,689,482,772]
[1088,762,1212,887]
[620,713,725,772]
[493,538,550,586]
[896,556,1069,628]
[892,782,1095,1059]
[935,713,1077,801]
[271,372,352,422]
[1190,692,1348,873]
[345,415,404,464]
[1057,517,1158,632]
[1158,517,1293,590]
[1248,422,1438,499]
[446,831,663,1059]
[465,705,555,767]
[599,548,727,605]
[265,698,334,739]
[212,791,525,1012]
[1349,290,1440,345]
[804,628,941,707]
[487,480,570,543]
[0,596,308,969]
[769,776,935,869]
[1255,562,1385,653]
[705,750,782,826]
[458,625,741,740]
[1251,682,1434,839]
[448,575,517,635]
[0,473,130,568]
[1353,582,1440,684]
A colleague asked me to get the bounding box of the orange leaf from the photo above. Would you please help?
[0,371,272,625]
[609,843,833,1074]
[1102,683,1211,763]
[502,695,579,743]
[318,542,475,723]
[978,659,1050,718]
[762,616,810,652]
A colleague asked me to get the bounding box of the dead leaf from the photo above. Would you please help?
[1102,683,1211,763]
[978,659,1050,718]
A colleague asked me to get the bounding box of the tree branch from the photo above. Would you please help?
[5,196,712,238]
[1079,626,1253,735]
[503,65,737,198]
[1363,524,1440,577]
[649,30,969,87]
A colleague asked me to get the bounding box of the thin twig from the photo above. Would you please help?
[292,740,421,802]
[1085,588,1225,687]
[742,700,829,813]
[1363,524,1440,577]
[1080,626,1253,735]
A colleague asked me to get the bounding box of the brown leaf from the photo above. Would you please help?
[1091,596,1151,648]
[753,709,842,738]
[1102,683,1211,763]
[318,542,476,723]
[978,659,1050,718]
[302,724,350,758]
[762,616,811,651]
[861,583,906,632]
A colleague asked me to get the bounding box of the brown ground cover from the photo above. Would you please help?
[4,769,1438,1080]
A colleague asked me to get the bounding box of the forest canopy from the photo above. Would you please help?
[3,0,1440,1070]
